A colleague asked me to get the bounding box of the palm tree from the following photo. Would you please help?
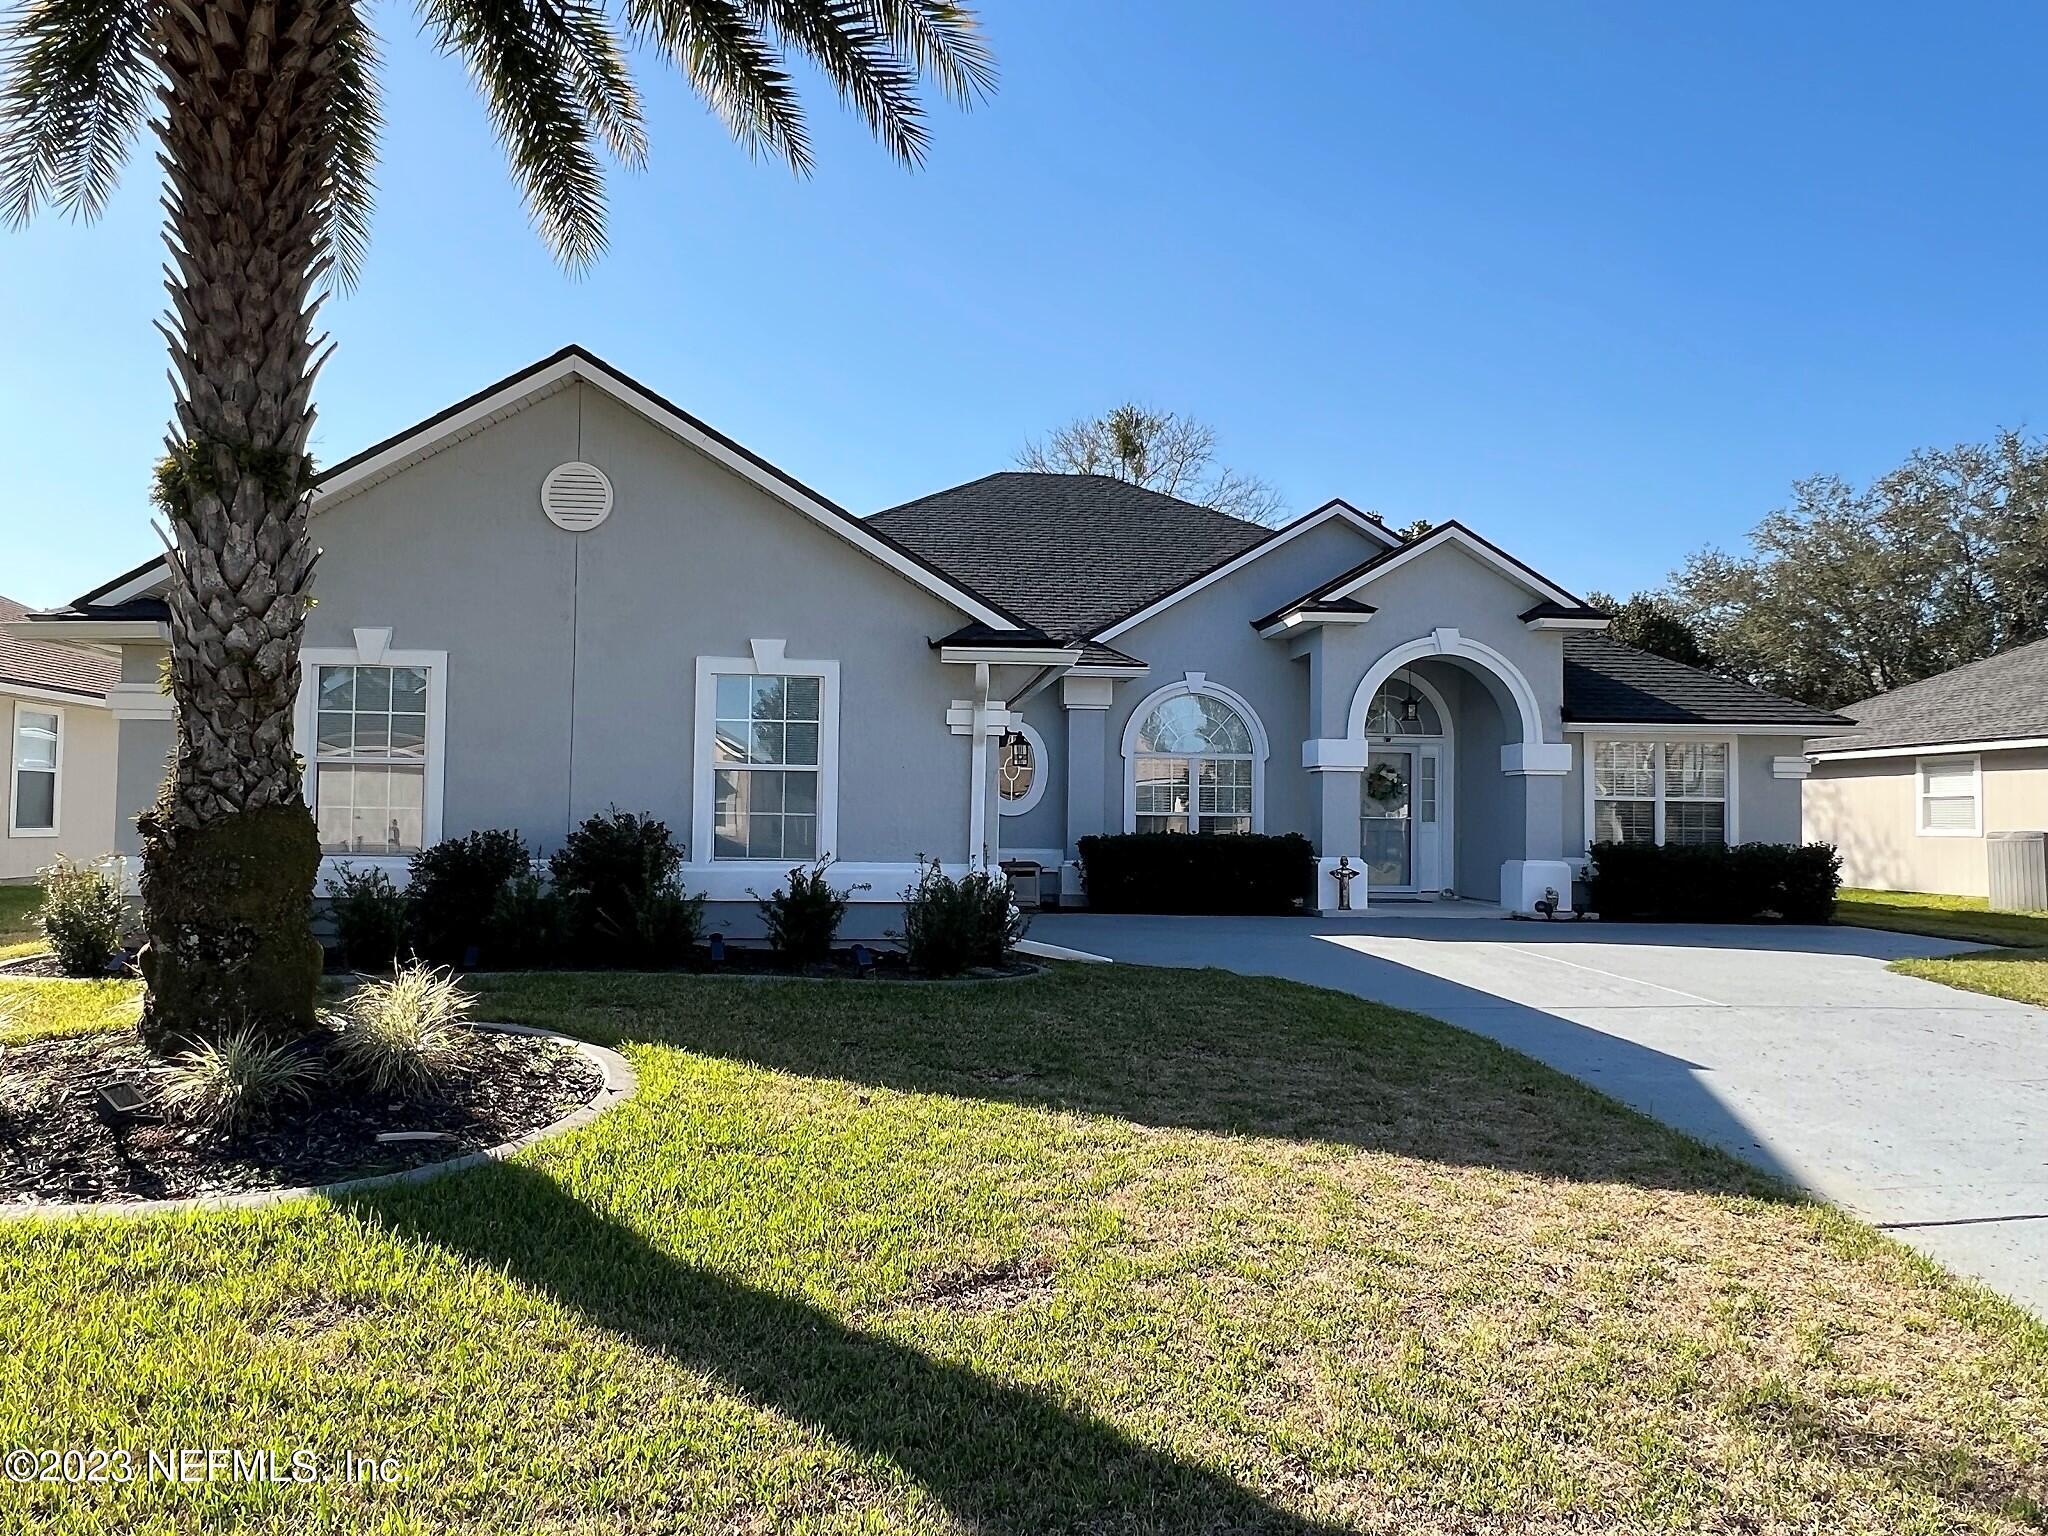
[1,0,994,1047]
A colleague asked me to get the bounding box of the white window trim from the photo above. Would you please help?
[296,642,449,872]
[692,650,841,866]
[1915,753,1982,838]
[8,700,62,838]
[1583,735,1740,852]
[1119,675,1269,834]
[997,719,1048,817]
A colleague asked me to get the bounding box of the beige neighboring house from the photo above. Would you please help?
[1804,635,2048,896]
[0,595,118,883]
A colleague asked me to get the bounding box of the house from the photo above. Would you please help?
[0,594,118,882]
[8,347,1845,930]
[1804,637,2048,896]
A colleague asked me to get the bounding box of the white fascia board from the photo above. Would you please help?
[938,646,1084,666]
[1255,608,1376,640]
[84,565,173,606]
[0,680,110,709]
[5,619,168,646]
[1809,733,2048,762]
[1525,617,1611,631]
[305,354,1011,630]
[1327,526,1580,609]
[1092,502,1395,644]
[1066,663,1150,679]
[1568,721,1825,736]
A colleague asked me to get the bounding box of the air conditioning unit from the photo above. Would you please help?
[1987,831,2047,913]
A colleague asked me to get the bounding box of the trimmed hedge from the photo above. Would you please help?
[1587,841,1841,923]
[1078,832,1315,915]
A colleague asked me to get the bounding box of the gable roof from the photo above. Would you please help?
[1267,519,1586,619]
[1807,635,2048,755]
[1563,633,1848,727]
[868,472,1278,641]
[41,346,1026,635]
[0,596,116,699]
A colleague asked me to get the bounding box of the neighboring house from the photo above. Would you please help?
[1804,637,2048,896]
[7,347,1844,930]
[0,594,118,882]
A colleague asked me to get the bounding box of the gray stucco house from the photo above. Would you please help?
[12,347,1844,929]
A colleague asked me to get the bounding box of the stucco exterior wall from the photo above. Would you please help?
[1805,746,2048,896]
[1561,732,1805,856]
[1,692,118,882]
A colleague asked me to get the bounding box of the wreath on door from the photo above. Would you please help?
[1365,762,1407,804]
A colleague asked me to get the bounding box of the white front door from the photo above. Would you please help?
[1363,744,1447,894]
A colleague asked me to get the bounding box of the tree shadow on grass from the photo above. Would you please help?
[350,1162,1347,1535]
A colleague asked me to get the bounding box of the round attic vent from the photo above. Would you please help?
[541,461,614,531]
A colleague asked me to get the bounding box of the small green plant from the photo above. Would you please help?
[593,878,706,969]
[38,857,126,976]
[161,1027,322,1134]
[753,859,868,967]
[896,858,1026,977]
[408,830,531,965]
[325,863,411,972]
[483,871,570,968]
[327,964,474,1095]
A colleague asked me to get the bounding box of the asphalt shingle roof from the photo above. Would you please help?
[1562,633,1847,727]
[0,595,117,698]
[868,472,1270,641]
[1807,635,2048,753]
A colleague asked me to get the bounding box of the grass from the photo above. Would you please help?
[1836,887,2048,947]
[1835,889,2048,1008]
[0,977,139,1042]
[0,881,42,962]
[1,965,2044,1534]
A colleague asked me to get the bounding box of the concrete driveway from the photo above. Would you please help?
[1031,909,2048,1315]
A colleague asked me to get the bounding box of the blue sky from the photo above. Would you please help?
[5,0,2046,608]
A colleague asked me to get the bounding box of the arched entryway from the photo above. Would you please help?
[1356,668,1454,895]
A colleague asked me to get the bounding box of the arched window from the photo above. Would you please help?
[1129,689,1259,835]
[1362,670,1443,738]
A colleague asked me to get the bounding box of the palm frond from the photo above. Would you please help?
[325,3,383,290]
[745,0,928,166]
[857,0,994,106]
[0,0,155,226]
[559,0,646,169]
[422,0,611,268]
[623,0,812,172]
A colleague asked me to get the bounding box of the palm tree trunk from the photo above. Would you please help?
[137,0,343,1049]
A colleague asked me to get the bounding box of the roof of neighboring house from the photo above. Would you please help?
[1806,635,2048,754]
[869,472,1274,641]
[1562,633,1848,727]
[0,595,117,699]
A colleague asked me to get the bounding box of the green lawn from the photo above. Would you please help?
[1835,889,2048,1008]
[3,966,2045,1534]
[1837,887,2048,947]
[0,881,42,961]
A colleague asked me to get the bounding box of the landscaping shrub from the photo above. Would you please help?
[324,863,411,972]
[482,871,570,969]
[38,856,126,975]
[161,1027,323,1134]
[1588,841,1842,923]
[1076,832,1315,915]
[326,963,473,1094]
[754,860,867,966]
[407,830,530,966]
[896,858,1026,976]
[550,810,698,967]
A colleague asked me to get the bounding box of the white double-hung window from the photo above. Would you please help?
[1590,739,1732,847]
[9,704,60,836]
[298,640,446,861]
[695,652,840,864]
[1916,755,1981,836]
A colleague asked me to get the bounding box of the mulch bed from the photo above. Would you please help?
[0,952,134,980]
[677,945,1037,981]
[0,1027,599,1207]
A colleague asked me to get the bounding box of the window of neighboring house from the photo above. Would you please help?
[9,704,59,836]
[712,673,822,860]
[312,663,430,854]
[1131,692,1257,835]
[1917,754,1981,836]
[1591,739,1730,847]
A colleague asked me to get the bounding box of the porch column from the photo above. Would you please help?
[1500,742,1574,912]
[1059,674,1116,906]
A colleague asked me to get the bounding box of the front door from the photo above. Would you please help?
[1363,745,1444,893]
